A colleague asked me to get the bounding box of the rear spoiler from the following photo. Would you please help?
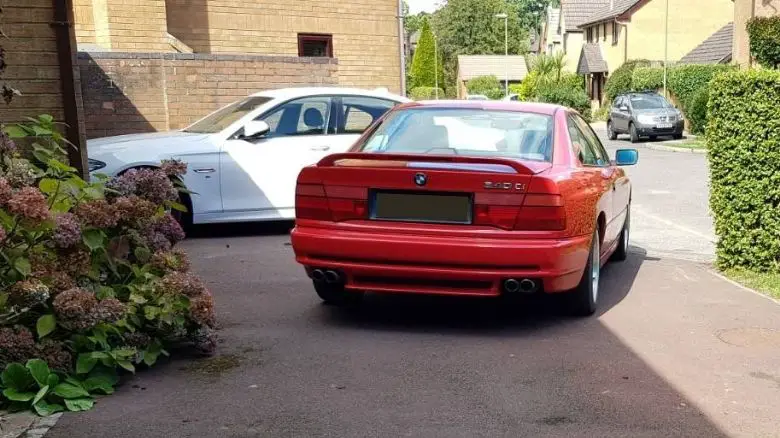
[316,153,546,175]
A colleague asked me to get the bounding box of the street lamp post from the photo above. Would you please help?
[434,33,439,99]
[495,13,509,97]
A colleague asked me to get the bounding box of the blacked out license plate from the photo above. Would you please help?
[371,191,472,224]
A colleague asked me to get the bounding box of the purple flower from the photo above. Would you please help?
[0,131,17,155]
[75,199,118,228]
[53,213,81,248]
[53,288,125,332]
[9,279,50,307]
[161,159,188,177]
[7,187,49,222]
[105,174,137,198]
[4,158,37,188]
[0,177,11,205]
[151,249,191,273]
[154,213,185,243]
[123,168,178,205]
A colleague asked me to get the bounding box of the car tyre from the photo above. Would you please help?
[649,135,657,141]
[607,120,618,140]
[170,188,194,231]
[611,206,630,262]
[567,230,600,317]
[673,133,683,140]
[629,123,640,143]
[314,282,363,306]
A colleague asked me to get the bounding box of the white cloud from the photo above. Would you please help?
[406,0,442,14]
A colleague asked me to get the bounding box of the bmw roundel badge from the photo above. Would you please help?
[414,172,428,187]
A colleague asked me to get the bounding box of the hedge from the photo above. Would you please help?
[408,19,444,90]
[466,75,503,99]
[409,87,445,100]
[535,81,591,122]
[687,87,709,135]
[707,69,780,271]
[604,59,650,102]
[747,16,780,69]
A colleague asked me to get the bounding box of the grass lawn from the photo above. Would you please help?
[671,139,707,150]
[724,268,780,301]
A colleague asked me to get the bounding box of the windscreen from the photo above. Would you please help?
[357,108,554,162]
[184,96,272,134]
[629,94,671,110]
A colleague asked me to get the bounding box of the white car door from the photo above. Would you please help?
[219,96,336,219]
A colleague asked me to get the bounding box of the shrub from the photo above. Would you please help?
[592,105,610,122]
[409,19,444,90]
[514,71,539,101]
[409,87,445,100]
[604,59,650,102]
[687,87,709,135]
[631,66,664,92]
[535,82,591,121]
[669,64,734,114]
[707,69,780,271]
[466,75,502,98]
[560,73,585,92]
[747,16,780,69]
[0,116,216,416]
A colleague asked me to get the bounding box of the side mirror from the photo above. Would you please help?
[619,105,629,112]
[242,120,270,140]
[615,149,638,166]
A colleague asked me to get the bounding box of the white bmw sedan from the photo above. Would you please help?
[88,87,409,225]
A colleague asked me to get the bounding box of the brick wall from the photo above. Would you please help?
[164,0,401,91]
[78,52,339,139]
[73,0,170,51]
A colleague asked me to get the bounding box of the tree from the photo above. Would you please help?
[509,0,549,30]
[409,19,444,90]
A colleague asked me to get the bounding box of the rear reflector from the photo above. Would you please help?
[295,183,367,222]
[328,198,368,221]
[514,206,566,231]
[296,195,331,221]
[474,205,521,230]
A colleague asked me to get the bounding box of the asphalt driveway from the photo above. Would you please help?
[47,133,780,438]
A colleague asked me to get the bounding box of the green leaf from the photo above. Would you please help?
[38,178,59,195]
[96,286,116,299]
[167,201,188,212]
[129,292,148,304]
[116,360,135,373]
[82,376,115,395]
[2,388,36,402]
[53,383,90,399]
[32,149,54,165]
[46,374,60,388]
[39,114,55,125]
[76,354,98,374]
[83,187,102,199]
[26,359,51,387]
[2,363,34,391]
[0,293,8,308]
[34,400,64,417]
[82,229,106,252]
[144,306,160,320]
[32,385,49,406]
[3,125,28,138]
[36,314,57,339]
[14,258,31,277]
[65,397,95,412]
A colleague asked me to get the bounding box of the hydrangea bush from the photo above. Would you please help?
[0,116,216,416]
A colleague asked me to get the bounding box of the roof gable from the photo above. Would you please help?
[561,0,611,31]
[679,23,734,64]
[579,0,643,27]
[577,43,609,74]
[457,55,529,81]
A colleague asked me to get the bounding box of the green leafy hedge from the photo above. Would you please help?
[707,69,780,271]
[409,87,445,100]
[466,75,503,99]
[535,82,591,122]
[604,59,650,102]
[409,19,444,90]
[747,16,780,69]
[687,87,709,135]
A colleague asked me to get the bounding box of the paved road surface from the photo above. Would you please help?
[49,134,780,438]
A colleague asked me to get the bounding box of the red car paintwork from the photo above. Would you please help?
[291,101,631,297]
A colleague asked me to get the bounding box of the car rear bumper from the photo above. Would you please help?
[291,222,592,297]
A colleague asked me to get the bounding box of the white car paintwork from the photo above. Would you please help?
[88,87,409,224]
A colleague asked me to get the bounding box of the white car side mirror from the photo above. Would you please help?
[243,120,270,139]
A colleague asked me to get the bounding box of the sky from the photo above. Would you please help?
[407,0,442,14]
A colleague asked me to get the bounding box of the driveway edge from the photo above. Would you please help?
[639,143,707,154]
[0,412,62,438]
[707,269,780,306]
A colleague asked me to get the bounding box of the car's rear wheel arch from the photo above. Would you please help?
[597,212,607,246]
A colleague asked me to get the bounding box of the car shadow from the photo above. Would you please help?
[318,245,649,336]
[186,220,294,239]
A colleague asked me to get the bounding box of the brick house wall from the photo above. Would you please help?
[73,0,169,51]
[78,52,338,139]
[733,0,780,67]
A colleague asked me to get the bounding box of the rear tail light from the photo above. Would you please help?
[295,183,368,222]
[474,177,566,231]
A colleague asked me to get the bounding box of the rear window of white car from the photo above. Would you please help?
[357,108,554,162]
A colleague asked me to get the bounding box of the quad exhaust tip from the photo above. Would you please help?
[312,269,326,282]
[503,278,538,294]
[325,270,341,284]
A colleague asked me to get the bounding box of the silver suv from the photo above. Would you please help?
[607,91,684,143]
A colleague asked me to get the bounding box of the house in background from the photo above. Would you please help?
[456,55,528,98]
[575,0,733,106]
[559,0,611,72]
[680,23,734,64]
[733,0,780,67]
[538,6,562,55]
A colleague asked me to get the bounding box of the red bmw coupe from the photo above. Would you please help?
[291,101,638,316]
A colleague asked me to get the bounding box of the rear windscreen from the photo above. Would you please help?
[357,108,554,162]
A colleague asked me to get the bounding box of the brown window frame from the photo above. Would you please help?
[297,33,334,58]
[612,22,619,45]
[586,27,593,42]
[603,23,607,41]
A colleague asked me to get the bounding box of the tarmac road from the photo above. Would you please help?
[48,132,780,438]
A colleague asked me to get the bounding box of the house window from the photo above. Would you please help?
[298,34,333,57]
[612,22,619,45]
[603,23,607,41]
[586,27,593,42]
[595,25,600,41]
